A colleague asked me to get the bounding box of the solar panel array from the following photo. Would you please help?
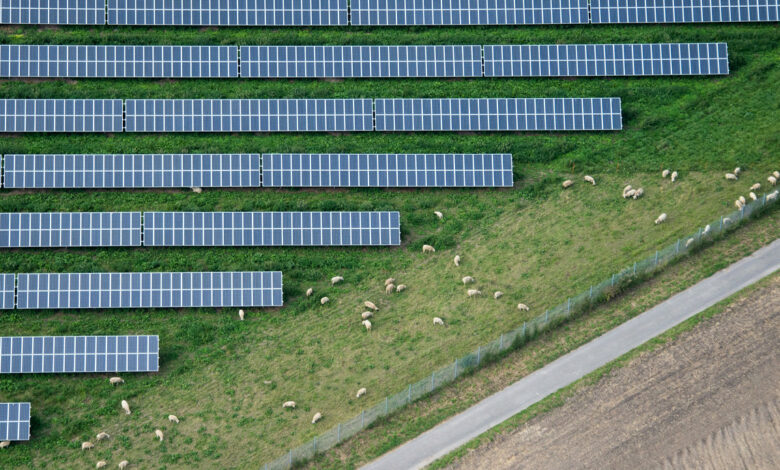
[240,45,482,78]
[143,211,401,246]
[3,154,262,188]
[484,43,729,77]
[0,274,14,310]
[590,0,780,23]
[124,99,374,132]
[0,99,123,133]
[1,0,105,24]
[262,154,514,187]
[0,403,31,441]
[0,45,238,78]
[0,336,159,373]
[107,0,348,25]
[0,212,142,248]
[16,271,283,309]
[375,98,622,131]
[350,0,590,24]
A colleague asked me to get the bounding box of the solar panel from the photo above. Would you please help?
[1,0,105,24]
[142,212,401,246]
[0,46,238,78]
[16,272,283,309]
[261,154,514,187]
[0,403,31,441]
[124,99,374,132]
[108,0,348,25]
[0,274,13,310]
[240,45,483,78]
[0,99,123,133]
[3,154,262,188]
[374,98,622,131]
[0,213,142,248]
[0,336,159,373]
[484,43,730,77]
[350,0,589,25]
[590,0,779,23]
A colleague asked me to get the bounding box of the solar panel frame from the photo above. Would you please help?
[124,99,374,132]
[142,212,402,246]
[107,0,348,25]
[374,98,622,131]
[261,154,514,187]
[0,336,159,373]
[3,154,262,188]
[0,45,238,78]
[0,274,14,310]
[1,0,105,25]
[0,213,142,248]
[15,272,283,309]
[0,403,31,441]
[483,43,730,77]
[240,45,483,78]
[0,99,123,133]
[590,0,780,23]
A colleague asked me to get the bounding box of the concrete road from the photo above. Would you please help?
[361,238,780,470]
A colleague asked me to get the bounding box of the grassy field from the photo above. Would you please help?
[0,22,778,469]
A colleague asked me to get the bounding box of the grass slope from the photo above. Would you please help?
[0,23,778,469]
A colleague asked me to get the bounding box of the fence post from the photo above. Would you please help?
[407,384,411,403]
[589,285,593,299]
[454,358,458,378]
[655,250,659,265]
[567,298,571,313]
[522,322,526,338]
[314,437,317,453]
[633,261,636,274]
[499,333,504,350]
[289,449,292,467]
[361,410,365,428]
[676,239,679,254]
[337,423,341,442]
[477,346,481,365]
[611,273,615,286]
[740,206,744,220]
[545,309,549,322]
[720,215,723,230]
[431,372,435,391]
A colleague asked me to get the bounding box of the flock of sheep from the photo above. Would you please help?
[727,169,778,209]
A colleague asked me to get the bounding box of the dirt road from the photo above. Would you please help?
[446,276,780,470]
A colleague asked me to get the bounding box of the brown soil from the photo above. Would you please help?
[446,277,780,470]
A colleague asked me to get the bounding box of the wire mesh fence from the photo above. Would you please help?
[263,191,778,470]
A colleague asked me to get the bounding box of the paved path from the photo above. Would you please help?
[361,238,780,470]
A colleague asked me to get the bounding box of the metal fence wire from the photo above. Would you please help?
[263,192,778,469]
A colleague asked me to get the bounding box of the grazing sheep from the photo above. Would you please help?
[396,284,407,292]
[774,171,780,179]
[96,432,110,441]
[769,176,777,186]
[749,192,758,201]
[624,189,637,199]
[356,387,367,398]
[434,211,443,219]
[306,287,313,297]
[82,441,94,451]
[364,301,379,311]
[623,184,633,194]
[767,191,779,201]
[494,291,503,299]
[118,461,129,469]
[96,461,107,469]
[331,276,344,285]
[662,169,670,178]
[384,278,395,286]
[686,238,695,248]
[312,412,323,424]
[320,297,329,305]
[168,415,179,424]
[461,276,475,284]
[750,183,761,191]
[109,377,124,385]
[121,400,131,415]
[467,289,481,297]
[454,255,461,266]
[362,319,372,331]
[385,284,395,294]
[282,401,296,409]
[739,195,746,204]
[433,317,445,326]
[703,224,711,235]
[361,311,373,320]
[584,175,596,185]
[422,244,435,253]
[238,309,245,321]
[0,441,9,449]
[725,173,738,181]
[671,171,678,182]
[734,167,741,176]
[562,179,574,189]
[735,199,744,209]
[155,430,164,442]
[517,303,530,311]
[655,213,667,225]
[191,187,202,193]
[633,188,644,199]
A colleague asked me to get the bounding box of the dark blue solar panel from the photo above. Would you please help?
[374,98,622,131]
[1,0,105,24]
[590,0,779,23]
[0,274,14,310]
[0,213,142,248]
[124,99,374,132]
[484,43,730,77]
[240,45,483,78]
[142,212,401,246]
[261,154,514,187]
[15,272,282,309]
[0,46,238,78]
[0,403,31,441]
[351,0,589,25]
[0,336,159,373]
[0,100,123,133]
[108,0,348,25]
[3,154,261,188]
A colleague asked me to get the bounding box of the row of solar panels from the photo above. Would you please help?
[1,0,777,25]
[0,211,401,247]
[0,272,282,309]
[0,43,729,78]
[1,153,514,188]
[0,98,623,132]
[0,402,30,441]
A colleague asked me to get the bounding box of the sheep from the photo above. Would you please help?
[364,301,379,311]
[434,211,443,219]
[723,217,732,225]
[320,297,329,305]
[191,187,202,194]
[517,303,530,311]
[734,167,741,176]
[633,188,644,199]
[118,461,129,469]
[735,199,744,209]
[422,244,435,253]
[725,173,738,181]
[384,278,395,286]
[454,255,461,266]
[361,311,373,320]
[461,276,475,284]
[739,195,746,205]
[155,430,164,442]
[662,169,670,178]
[109,377,124,385]
[282,401,296,409]
[356,387,367,398]
[168,415,179,424]
[467,289,482,297]
[306,287,313,297]
[311,412,323,424]
[362,319,372,331]
[703,224,711,235]
[686,238,695,248]
[331,276,344,285]
[385,283,395,294]
[96,432,110,441]
[767,190,779,201]
[433,317,445,326]
[238,309,245,321]
[750,183,761,191]
[622,184,632,195]
[562,179,574,189]
[396,284,407,293]
[655,213,667,225]
[493,291,503,299]
[82,441,95,451]
[774,171,780,179]
[749,192,758,201]
[671,171,678,182]
[96,461,107,469]
[121,400,131,415]
[624,189,637,199]
[769,176,777,186]
[0,441,10,449]
[584,175,596,185]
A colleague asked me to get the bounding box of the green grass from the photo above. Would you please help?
[0,22,778,469]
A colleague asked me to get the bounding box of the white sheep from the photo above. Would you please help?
[82,441,94,451]
[396,284,407,293]
[749,191,757,201]
[767,190,779,201]
[384,278,395,286]
[750,183,761,191]
[361,311,373,320]
[320,297,329,305]
[723,217,732,225]
[362,319,372,331]
[671,171,678,182]
[633,188,644,199]
[385,284,395,294]
[622,184,632,194]
[422,244,435,253]
[118,461,129,469]
[364,301,379,311]
[493,291,503,299]
[96,432,110,441]
[725,173,737,181]
[434,211,443,219]
[584,175,596,185]
[356,387,367,398]
[121,400,131,415]
[96,461,107,469]
[461,276,475,284]
[686,238,695,248]
[703,224,711,235]
[662,169,670,178]
[331,276,344,285]
[109,377,124,385]
[433,317,445,326]
[311,412,323,424]
[769,176,777,186]
[517,303,530,311]
[453,255,461,266]
[624,189,637,199]
[238,309,245,321]
[655,213,667,225]
[191,187,202,194]
[155,430,164,442]
[306,287,313,297]
[735,199,744,209]
[734,167,741,176]
[774,171,780,179]
[168,415,179,424]
[739,195,746,204]
[562,179,574,189]
[282,401,296,409]
[467,289,481,297]
[0,441,9,449]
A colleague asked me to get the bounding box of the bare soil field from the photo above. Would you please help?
[446,276,780,470]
